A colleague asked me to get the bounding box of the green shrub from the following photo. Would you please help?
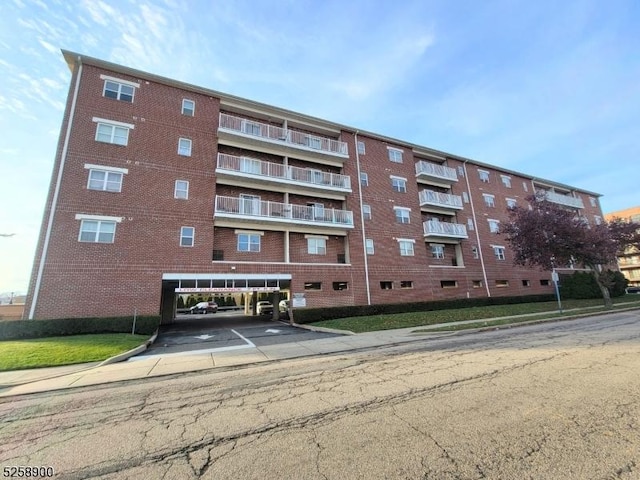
[292,294,556,324]
[0,316,160,341]
[560,270,628,299]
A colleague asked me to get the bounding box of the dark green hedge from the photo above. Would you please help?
[559,271,627,299]
[0,316,161,341]
[292,294,556,324]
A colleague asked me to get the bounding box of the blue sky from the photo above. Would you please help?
[0,0,639,296]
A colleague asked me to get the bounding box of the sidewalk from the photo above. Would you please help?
[1,306,638,398]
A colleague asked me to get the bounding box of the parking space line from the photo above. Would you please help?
[231,328,256,348]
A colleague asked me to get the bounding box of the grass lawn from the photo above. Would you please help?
[0,333,149,371]
[310,296,640,333]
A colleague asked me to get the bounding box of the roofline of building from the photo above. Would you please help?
[62,49,602,197]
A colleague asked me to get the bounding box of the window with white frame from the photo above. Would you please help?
[594,215,602,225]
[308,202,325,220]
[398,239,415,256]
[174,180,189,199]
[488,219,500,233]
[458,166,465,177]
[395,207,411,224]
[178,138,192,156]
[93,118,133,146]
[76,214,121,243]
[506,198,517,209]
[478,169,490,182]
[589,196,597,207]
[365,238,374,255]
[471,246,479,259]
[388,147,403,163]
[363,204,372,220]
[493,245,506,260]
[180,226,194,247]
[101,75,138,102]
[306,235,327,255]
[462,192,469,203]
[182,99,195,116]
[431,244,445,259]
[391,176,407,193]
[357,141,366,155]
[500,175,512,188]
[237,231,261,252]
[523,181,529,192]
[85,164,128,192]
[483,194,495,207]
[467,218,474,231]
[360,172,368,187]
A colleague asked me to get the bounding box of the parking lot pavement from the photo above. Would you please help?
[133,314,345,358]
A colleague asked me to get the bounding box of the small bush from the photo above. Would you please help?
[0,316,160,341]
[560,270,628,299]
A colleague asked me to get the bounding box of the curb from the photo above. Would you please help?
[290,322,356,336]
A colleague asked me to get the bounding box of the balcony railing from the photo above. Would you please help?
[542,191,584,209]
[219,113,349,157]
[419,189,463,210]
[423,220,468,239]
[217,154,351,191]
[215,196,354,227]
[415,161,458,182]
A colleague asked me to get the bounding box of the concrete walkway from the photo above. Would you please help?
[2,305,638,398]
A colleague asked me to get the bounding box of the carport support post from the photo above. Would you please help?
[272,291,280,321]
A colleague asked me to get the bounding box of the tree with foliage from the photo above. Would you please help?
[502,194,640,307]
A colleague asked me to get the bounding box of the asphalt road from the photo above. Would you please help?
[1,311,639,479]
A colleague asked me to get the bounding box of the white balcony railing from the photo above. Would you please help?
[219,113,349,157]
[215,196,354,227]
[419,189,463,210]
[415,161,458,182]
[217,154,351,191]
[542,191,585,209]
[423,220,468,238]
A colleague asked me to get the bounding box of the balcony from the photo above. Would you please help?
[423,220,468,241]
[415,161,458,187]
[218,113,349,164]
[214,195,354,234]
[216,154,351,199]
[419,189,463,215]
[542,191,584,209]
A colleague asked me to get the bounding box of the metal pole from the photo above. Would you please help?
[552,269,563,313]
[132,308,137,335]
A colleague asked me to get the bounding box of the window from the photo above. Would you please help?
[333,281,348,291]
[523,182,529,192]
[337,253,346,264]
[441,280,458,288]
[493,246,506,260]
[94,118,133,146]
[237,232,261,252]
[398,239,415,256]
[462,192,469,203]
[174,180,189,199]
[395,207,411,224]
[240,194,261,215]
[362,205,372,220]
[182,99,195,116]
[472,280,483,288]
[540,279,550,286]
[400,281,413,289]
[304,282,322,290]
[307,236,327,255]
[102,77,136,102]
[467,218,474,231]
[471,246,479,259]
[180,226,194,247]
[495,280,509,287]
[86,166,126,192]
[478,169,490,183]
[594,215,602,225]
[365,239,374,255]
[506,198,517,209]
[380,281,393,290]
[388,147,403,163]
[178,138,192,156]
[458,166,465,177]
[391,176,407,193]
[212,249,224,261]
[357,141,366,155]
[360,172,368,187]
[431,244,445,259]
[78,219,117,243]
[488,219,500,233]
[483,194,495,207]
[307,202,325,220]
[522,280,531,287]
[501,175,512,188]
[589,196,597,207]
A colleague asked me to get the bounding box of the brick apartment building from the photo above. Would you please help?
[25,51,605,322]
[605,206,640,288]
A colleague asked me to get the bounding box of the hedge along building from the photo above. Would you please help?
[25,51,605,323]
